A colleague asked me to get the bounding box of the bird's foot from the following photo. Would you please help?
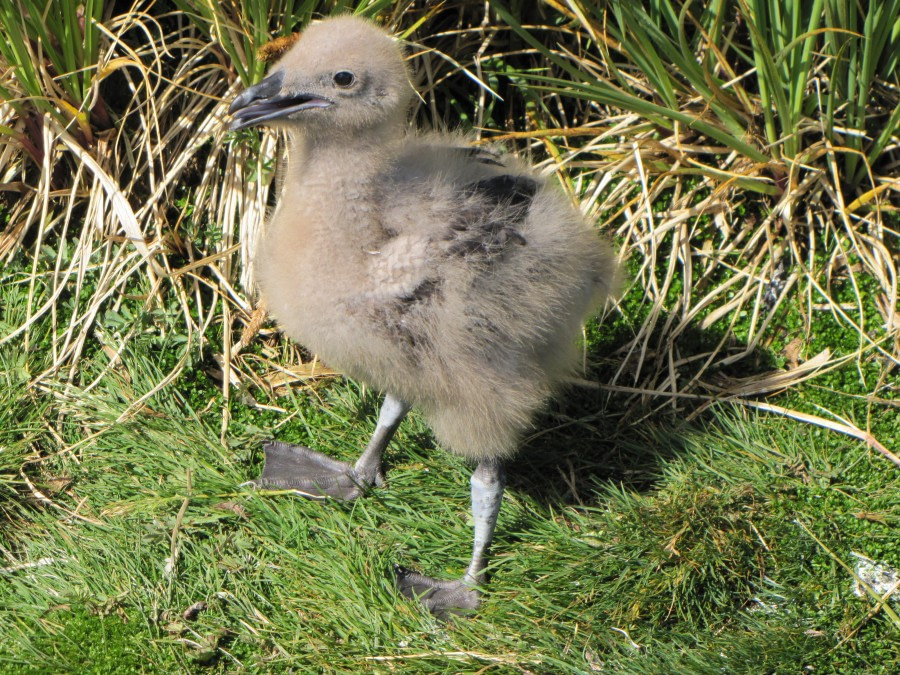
[395,566,482,619]
[248,441,379,500]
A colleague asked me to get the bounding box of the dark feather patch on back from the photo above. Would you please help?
[444,175,536,258]
[464,175,537,207]
[373,278,442,354]
[399,277,441,305]
[455,147,505,167]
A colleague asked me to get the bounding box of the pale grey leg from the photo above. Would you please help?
[253,394,410,500]
[353,394,410,485]
[397,459,506,618]
[464,459,506,585]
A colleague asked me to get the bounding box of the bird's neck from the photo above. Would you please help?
[276,129,401,247]
[286,125,402,186]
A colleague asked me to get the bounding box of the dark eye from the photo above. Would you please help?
[333,71,355,87]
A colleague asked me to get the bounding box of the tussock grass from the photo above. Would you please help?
[1,0,898,670]
[1,1,896,418]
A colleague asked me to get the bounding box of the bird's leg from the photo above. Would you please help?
[353,394,410,485]
[251,394,410,500]
[465,458,506,585]
[397,459,506,618]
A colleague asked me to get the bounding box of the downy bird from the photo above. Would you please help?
[227,15,618,617]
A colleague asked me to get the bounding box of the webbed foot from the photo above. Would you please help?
[251,441,378,500]
[395,566,482,619]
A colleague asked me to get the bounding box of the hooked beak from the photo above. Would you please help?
[227,71,333,131]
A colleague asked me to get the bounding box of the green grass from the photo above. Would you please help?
[1,252,898,672]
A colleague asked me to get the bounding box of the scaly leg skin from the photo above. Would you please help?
[397,459,506,619]
[251,395,410,500]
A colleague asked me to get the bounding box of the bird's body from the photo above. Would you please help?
[260,135,612,459]
[228,15,617,616]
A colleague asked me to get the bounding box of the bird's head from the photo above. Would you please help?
[227,16,412,135]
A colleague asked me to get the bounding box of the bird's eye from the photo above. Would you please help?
[333,71,356,87]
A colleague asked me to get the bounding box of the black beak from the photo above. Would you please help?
[227,71,333,131]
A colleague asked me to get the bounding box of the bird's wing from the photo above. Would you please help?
[368,149,538,305]
[363,231,434,302]
[440,174,536,259]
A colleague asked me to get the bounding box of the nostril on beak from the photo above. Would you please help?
[228,71,285,115]
[227,90,254,116]
[226,70,332,131]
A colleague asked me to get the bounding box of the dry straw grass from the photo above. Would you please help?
[0,1,897,456]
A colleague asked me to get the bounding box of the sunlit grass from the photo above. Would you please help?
[1,331,897,670]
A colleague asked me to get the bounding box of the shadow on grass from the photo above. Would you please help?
[508,316,779,508]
